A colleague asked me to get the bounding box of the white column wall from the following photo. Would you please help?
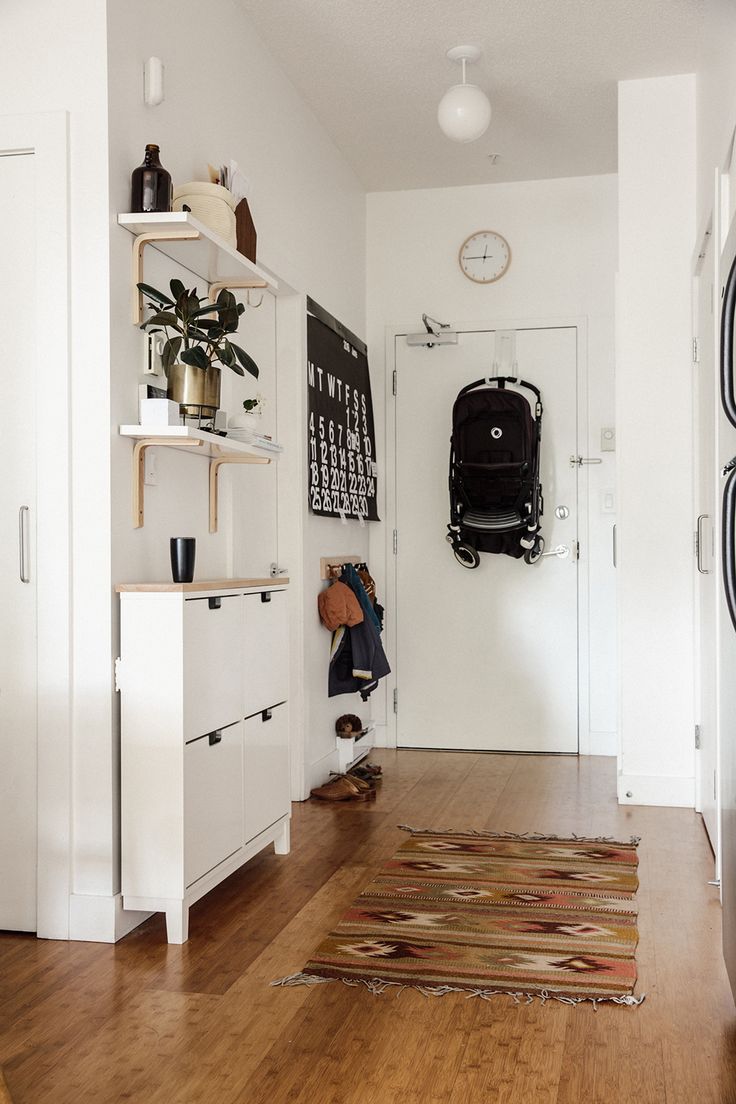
[616,74,697,807]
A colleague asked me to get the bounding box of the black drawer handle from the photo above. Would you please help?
[261,591,272,603]
[262,710,272,722]
[208,597,222,610]
[208,730,223,746]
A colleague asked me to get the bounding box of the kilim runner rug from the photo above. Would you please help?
[274,826,644,1006]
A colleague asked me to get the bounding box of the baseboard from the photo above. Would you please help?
[68,892,151,943]
[617,773,695,808]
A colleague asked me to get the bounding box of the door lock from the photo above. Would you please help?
[554,505,570,520]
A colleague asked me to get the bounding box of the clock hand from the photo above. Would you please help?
[465,254,494,261]
[483,244,488,261]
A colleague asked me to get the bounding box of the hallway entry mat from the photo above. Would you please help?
[274,827,644,1006]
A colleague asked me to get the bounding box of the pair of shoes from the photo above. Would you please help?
[330,770,377,795]
[310,775,375,802]
[350,764,382,783]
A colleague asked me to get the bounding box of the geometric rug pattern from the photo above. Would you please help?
[276,827,644,1006]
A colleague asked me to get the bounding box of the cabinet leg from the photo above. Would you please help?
[274,818,291,855]
[165,903,189,944]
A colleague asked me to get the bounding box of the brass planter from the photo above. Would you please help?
[167,362,221,417]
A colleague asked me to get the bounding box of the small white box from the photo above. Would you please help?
[140,398,181,426]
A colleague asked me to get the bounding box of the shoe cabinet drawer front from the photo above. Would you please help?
[244,703,290,843]
[184,720,243,887]
[242,590,288,718]
[183,595,243,742]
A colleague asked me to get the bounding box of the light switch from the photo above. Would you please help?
[601,489,615,514]
[601,427,615,452]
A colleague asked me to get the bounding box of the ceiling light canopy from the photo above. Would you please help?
[437,45,492,144]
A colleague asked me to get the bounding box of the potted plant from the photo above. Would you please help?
[137,278,259,417]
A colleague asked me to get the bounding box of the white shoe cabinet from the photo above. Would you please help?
[116,580,291,943]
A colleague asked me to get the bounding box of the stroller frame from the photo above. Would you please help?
[446,375,544,568]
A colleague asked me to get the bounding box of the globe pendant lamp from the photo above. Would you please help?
[438,45,492,143]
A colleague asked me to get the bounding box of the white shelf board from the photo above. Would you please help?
[119,425,281,461]
[117,212,281,293]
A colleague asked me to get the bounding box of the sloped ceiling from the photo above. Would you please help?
[235,0,703,189]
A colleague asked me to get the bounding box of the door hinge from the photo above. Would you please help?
[392,368,397,396]
[393,688,398,714]
[692,336,699,364]
[114,656,123,692]
[695,723,701,749]
[393,529,398,555]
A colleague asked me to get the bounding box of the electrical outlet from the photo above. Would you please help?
[144,333,165,376]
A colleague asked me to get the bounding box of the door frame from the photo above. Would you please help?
[0,112,72,937]
[383,315,591,753]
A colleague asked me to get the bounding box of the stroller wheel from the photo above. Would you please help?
[453,543,480,569]
[523,537,545,565]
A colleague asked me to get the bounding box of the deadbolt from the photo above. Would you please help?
[554,505,570,520]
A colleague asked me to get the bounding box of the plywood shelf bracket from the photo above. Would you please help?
[132,229,201,323]
[209,454,271,533]
[208,279,268,309]
[132,437,204,528]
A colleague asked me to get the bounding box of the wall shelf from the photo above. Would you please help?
[119,426,279,532]
[118,212,282,322]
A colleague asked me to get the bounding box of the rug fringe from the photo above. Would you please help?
[397,825,641,846]
[270,972,645,1007]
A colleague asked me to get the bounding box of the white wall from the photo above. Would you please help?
[367,174,618,754]
[106,0,369,852]
[616,74,696,808]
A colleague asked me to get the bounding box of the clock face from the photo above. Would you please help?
[458,231,511,284]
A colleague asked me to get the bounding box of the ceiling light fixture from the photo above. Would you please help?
[437,45,492,144]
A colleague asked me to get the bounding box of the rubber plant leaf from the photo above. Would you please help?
[180,346,210,370]
[230,343,260,379]
[137,282,173,307]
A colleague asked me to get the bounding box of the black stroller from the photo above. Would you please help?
[446,376,544,569]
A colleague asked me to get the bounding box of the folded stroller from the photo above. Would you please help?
[446,376,544,568]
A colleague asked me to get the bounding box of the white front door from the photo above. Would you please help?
[694,228,719,864]
[394,326,579,752]
[0,150,38,931]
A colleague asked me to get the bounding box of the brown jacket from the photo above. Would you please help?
[318,580,364,631]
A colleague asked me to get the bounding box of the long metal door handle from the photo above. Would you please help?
[540,544,570,559]
[569,455,602,467]
[721,252,736,429]
[18,505,30,583]
[722,465,736,633]
[697,513,711,574]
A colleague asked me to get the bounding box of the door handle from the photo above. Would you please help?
[722,460,736,633]
[720,252,736,429]
[540,544,570,559]
[697,514,711,574]
[18,505,30,583]
[569,455,602,467]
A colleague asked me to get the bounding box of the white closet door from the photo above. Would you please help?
[0,152,37,931]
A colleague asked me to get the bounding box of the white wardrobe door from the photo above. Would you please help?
[242,591,288,716]
[0,151,37,932]
[244,704,290,842]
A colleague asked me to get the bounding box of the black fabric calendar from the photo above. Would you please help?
[306,310,379,521]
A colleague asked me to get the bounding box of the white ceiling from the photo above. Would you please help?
[236,0,703,191]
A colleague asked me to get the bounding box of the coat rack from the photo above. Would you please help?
[319,555,367,580]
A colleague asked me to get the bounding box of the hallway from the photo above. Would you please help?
[1,751,734,1103]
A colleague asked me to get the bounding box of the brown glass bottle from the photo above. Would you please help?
[130,144,172,213]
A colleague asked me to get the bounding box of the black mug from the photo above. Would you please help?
[170,537,196,583]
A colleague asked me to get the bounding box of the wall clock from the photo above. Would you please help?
[458,230,511,284]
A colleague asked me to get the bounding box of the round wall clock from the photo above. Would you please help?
[458,230,511,284]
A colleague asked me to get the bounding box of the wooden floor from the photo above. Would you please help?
[1,751,735,1103]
